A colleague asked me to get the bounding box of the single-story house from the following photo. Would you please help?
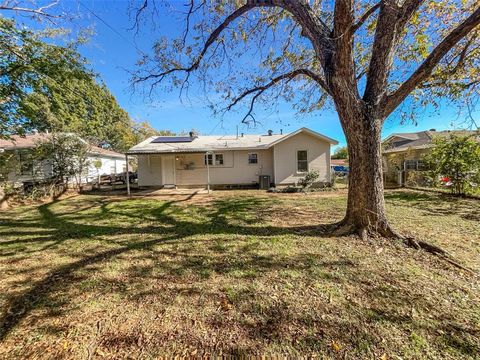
[330,159,348,167]
[382,129,477,186]
[127,127,338,189]
[0,133,126,187]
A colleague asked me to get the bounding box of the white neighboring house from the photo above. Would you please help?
[127,127,338,189]
[0,133,126,186]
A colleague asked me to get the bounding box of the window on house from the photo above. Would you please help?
[204,153,224,166]
[110,164,116,174]
[297,150,308,172]
[417,160,427,171]
[404,159,418,170]
[404,160,429,171]
[248,153,258,164]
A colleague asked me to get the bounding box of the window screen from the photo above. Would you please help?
[297,150,308,172]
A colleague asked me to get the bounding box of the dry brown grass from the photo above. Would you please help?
[0,189,479,359]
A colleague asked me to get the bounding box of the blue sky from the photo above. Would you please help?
[5,1,477,151]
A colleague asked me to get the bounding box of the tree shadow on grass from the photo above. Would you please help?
[0,193,345,341]
[0,192,478,357]
[385,190,480,222]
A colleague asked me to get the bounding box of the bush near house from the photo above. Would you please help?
[423,134,480,196]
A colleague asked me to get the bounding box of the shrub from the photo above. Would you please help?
[298,170,320,189]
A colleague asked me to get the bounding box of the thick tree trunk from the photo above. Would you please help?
[335,104,394,238]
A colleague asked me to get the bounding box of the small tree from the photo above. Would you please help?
[332,147,348,160]
[93,158,103,187]
[423,134,480,195]
[0,150,15,208]
[34,133,90,190]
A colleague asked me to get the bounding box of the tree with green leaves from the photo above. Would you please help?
[0,17,90,138]
[423,134,480,196]
[33,133,90,189]
[1,17,160,152]
[132,1,480,251]
[332,146,348,159]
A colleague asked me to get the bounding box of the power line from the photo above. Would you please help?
[78,1,146,56]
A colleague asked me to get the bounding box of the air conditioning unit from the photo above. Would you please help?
[259,175,270,190]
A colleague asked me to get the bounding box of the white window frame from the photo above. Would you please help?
[296,150,308,173]
[204,153,224,166]
[404,159,418,171]
[248,153,258,165]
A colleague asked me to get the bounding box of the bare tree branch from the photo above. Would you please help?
[129,0,148,31]
[133,1,334,93]
[132,4,254,85]
[383,6,480,117]
[352,3,380,32]
[226,68,329,114]
[0,0,59,18]
[225,68,327,124]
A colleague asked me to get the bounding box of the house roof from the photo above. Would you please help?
[127,127,338,155]
[331,159,348,166]
[0,133,125,159]
[383,130,478,153]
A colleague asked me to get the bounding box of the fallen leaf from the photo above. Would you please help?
[220,298,233,311]
[331,340,341,352]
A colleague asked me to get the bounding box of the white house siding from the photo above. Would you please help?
[273,132,331,185]
[6,153,125,185]
[137,155,163,186]
[83,156,126,183]
[136,150,274,187]
[175,149,274,186]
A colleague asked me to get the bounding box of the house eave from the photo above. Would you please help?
[383,144,432,154]
[126,146,272,155]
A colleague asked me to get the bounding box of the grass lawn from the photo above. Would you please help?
[0,189,479,358]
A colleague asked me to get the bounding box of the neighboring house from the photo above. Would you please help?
[382,129,477,186]
[127,127,338,189]
[330,159,348,167]
[0,133,126,186]
[330,159,349,177]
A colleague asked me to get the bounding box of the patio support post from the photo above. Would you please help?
[206,151,211,194]
[125,154,130,196]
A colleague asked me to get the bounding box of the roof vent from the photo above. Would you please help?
[280,129,283,135]
[241,133,244,137]
[267,130,273,136]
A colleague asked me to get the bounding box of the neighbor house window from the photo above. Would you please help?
[248,153,258,164]
[297,150,308,172]
[417,160,427,171]
[404,160,418,170]
[205,153,224,166]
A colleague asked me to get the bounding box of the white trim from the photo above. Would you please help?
[267,127,338,147]
[204,152,224,166]
[273,146,277,185]
[296,149,309,173]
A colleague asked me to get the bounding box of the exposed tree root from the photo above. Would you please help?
[335,219,475,274]
[401,236,474,273]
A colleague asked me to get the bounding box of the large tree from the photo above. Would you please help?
[132,1,479,245]
[0,17,163,152]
